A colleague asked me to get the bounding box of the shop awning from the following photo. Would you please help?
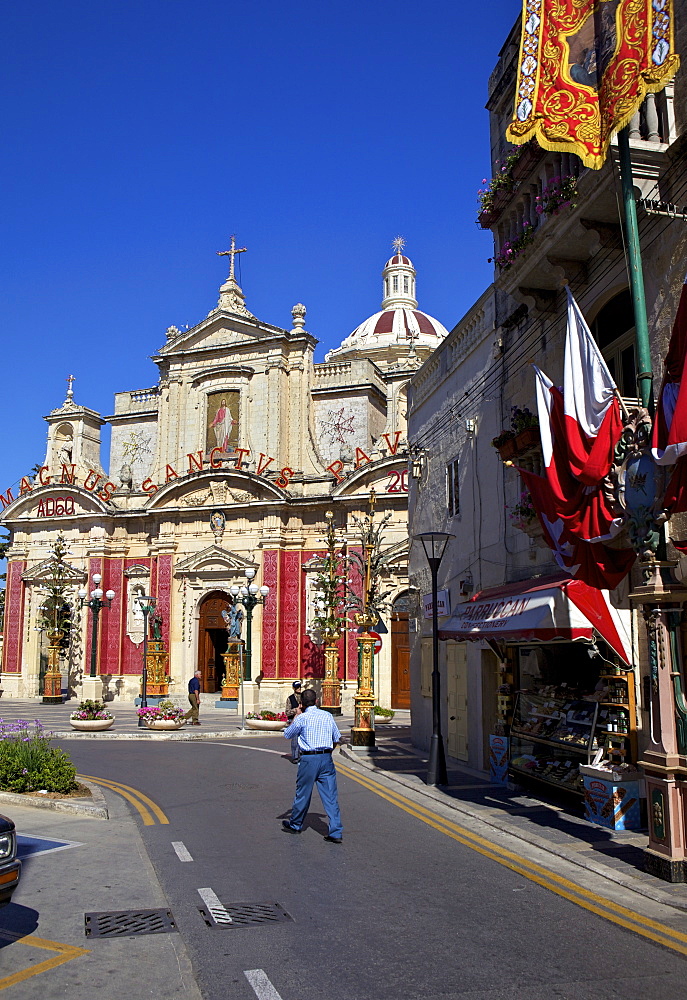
[438,574,631,664]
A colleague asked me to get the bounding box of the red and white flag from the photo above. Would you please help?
[562,287,623,485]
[652,276,687,466]
[533,366,623,544]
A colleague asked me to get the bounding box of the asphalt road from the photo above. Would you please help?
[62,737,687,1000]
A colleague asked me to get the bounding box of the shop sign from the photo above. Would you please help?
[423,589,450,618]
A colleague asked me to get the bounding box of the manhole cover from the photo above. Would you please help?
[199,901,292,928]
[85,908,177,938]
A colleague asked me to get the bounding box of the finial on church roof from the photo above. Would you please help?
[65,374,75,403]
[392,235,406,255]
[217,234,247,281]
[291,303,306,331]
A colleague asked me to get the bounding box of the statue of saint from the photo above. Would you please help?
[150,612,163,641]
[222,604,244,639]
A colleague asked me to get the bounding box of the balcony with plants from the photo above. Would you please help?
[478,89,676,292]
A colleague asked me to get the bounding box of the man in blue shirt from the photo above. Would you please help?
[183,671,202,725]
[282,688,343,843]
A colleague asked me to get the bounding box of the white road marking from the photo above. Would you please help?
[172,840,193,862]
[193,741,285,755]
[197,886,232,924]
[244,969,284,1000]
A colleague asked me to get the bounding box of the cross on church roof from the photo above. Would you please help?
[392,236,406,255]
[66,374,75,400]
[216,235,247,281]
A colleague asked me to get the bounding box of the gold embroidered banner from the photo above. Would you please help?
[506,0,679,169]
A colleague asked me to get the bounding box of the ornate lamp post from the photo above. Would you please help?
[415,531,454,786]
[229,569,269,682]
[78,574,115,680]
[135,596,156,726]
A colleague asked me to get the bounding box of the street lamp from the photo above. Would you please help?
[415,531,454,786]
[229,568,269,681]
[135,596,156,726]
[78,574,116,679]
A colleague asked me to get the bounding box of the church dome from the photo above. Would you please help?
[325,241,449,362]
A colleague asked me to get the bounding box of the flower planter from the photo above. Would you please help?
[496,439,517,460]
[374,715,395,725]
[69,718,114,732]
[514,428,540,452]
[245,719,286,732]
[144,719,186,731]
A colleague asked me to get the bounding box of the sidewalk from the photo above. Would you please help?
[0,696,355,740]
[343,726,687,913]
[0,786,201,997]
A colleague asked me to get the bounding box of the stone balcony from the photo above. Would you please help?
[480,89,676,300]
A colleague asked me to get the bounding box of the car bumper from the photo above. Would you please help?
[0,859,22,907]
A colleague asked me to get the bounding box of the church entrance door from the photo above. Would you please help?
[391,592,411,710]
[198,592,231,692]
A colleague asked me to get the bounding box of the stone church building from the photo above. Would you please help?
[0,244,448,711]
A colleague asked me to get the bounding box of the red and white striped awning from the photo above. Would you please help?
[438,574,631,665]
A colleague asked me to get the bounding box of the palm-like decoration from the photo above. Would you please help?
[346,510,394,622]
[310,557,348,640]
[36,535,76,652]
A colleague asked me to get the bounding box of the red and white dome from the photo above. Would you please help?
[325,243,449,362]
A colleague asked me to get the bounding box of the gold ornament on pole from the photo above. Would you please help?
[311,509,348,715]
[36,535,76,705]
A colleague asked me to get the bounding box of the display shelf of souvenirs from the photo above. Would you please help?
[509,735,585,794]
[511,692,599,750]
[509,692,601,794]
[598,671,637,762]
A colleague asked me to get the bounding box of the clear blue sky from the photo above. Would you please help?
[1,0,518,490]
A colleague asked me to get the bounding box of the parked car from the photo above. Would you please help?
[0,815,21,907]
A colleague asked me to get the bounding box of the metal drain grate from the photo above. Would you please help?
[85,908,177,938]
[199,901,292,928]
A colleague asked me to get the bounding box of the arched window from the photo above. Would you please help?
[592,290,637,399]
[403,276,409,294]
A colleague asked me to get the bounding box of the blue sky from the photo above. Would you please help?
[0,0,518,490]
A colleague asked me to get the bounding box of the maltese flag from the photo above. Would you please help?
[562,287,622,485]
[652,277,687,466]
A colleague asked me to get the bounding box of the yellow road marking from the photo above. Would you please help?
[0,932,89,991]
[336,760,687,956]
[78,774,169,826]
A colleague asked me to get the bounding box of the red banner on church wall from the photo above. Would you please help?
[506,0,679,169]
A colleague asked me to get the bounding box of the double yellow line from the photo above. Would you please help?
[79,774,169,826]
[337,760,687,957]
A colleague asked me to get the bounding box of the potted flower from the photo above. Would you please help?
[69,700,115,732]
[137,701,186,731]
[373,706,395,724]
[491,429,517,460]
[510,406,540,452]
[245,710,288,732]
[507,491,543,541]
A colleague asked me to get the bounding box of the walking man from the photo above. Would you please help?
[282,688,343,843]
[285,681,302,763]
[184,670,202,725]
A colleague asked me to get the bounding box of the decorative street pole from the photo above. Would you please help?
[229,568,269,682]
[317,510,347,715]
[136,596,156,726]
[37,535,74,705]
[415,531,454,786]
[78,574,115,679]
[350,490,390,749]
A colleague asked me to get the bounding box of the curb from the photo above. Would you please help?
[50,729,286,740]
[0,778,109,819]
[340,747,687,914]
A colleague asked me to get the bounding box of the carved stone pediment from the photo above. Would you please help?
[22,559,86,584]
[124,564,151,579]
[174,544,258,577]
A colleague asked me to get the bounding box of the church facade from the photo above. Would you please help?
[0,244,448,712]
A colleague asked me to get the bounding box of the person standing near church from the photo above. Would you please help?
[184,671,202,725]
[285,681,302,762]
[282,688,343,843]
